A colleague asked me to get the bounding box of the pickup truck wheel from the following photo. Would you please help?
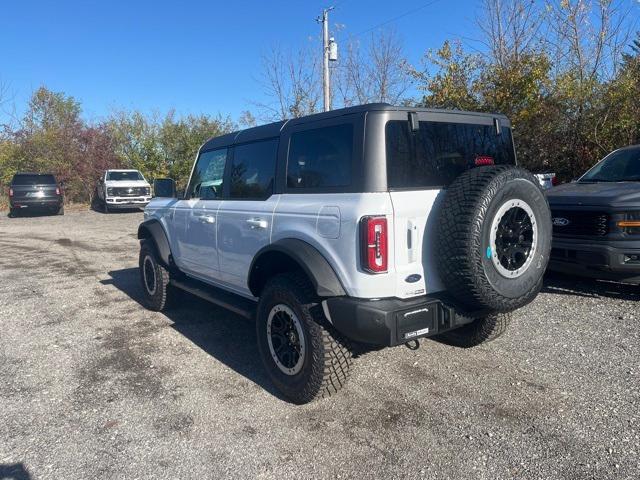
[437,313,512,348]
[103,202,109,214]
[437,166,552,312]
[139,241,173,312]
[256,273,352,404]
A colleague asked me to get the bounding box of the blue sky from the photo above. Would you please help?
[0,0,493,123]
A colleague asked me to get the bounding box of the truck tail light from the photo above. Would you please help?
[56,187,61,195]
[551,175,559,186]
[9,188,13,197]
[360,216,388,273]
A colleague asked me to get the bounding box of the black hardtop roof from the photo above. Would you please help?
[200,103,510,152]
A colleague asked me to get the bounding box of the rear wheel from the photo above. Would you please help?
[139,241,174,311]
[256,273,352,404]
[437,313,512,348]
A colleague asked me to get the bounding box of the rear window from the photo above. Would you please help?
[107,171,144,181]
[287,124,353,189]
[11,174,56,185]
[386,120,516,189]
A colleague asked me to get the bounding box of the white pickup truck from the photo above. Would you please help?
[97,169,152,212]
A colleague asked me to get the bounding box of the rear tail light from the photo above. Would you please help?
[474,155,494,166]
[56,187,61,195]
[360,216,388,273]
[9,188,13,197]
[551,175,559,186]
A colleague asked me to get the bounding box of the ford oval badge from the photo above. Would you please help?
[405,274,422,283]
[552,217,570,227]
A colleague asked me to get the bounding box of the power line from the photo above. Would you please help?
[352,0,444,38]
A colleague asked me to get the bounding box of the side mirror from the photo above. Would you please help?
[153,178,177,198]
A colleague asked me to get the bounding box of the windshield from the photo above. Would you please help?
[12,174,56,185]
[580,148,640,182]
[107,170,144,181]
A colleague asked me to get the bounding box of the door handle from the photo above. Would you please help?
[198,215,215,224]
[246,218,268,229]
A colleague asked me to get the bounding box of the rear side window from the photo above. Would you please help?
[287,124,353,189]
[11,174,56,185]
[188,148,227,199]
[230,138,278,199]
[386,120,515,189]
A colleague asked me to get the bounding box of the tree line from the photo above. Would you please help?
[1,0,639,206]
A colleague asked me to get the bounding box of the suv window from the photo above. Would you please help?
[230,139,278,199]
[11,174,56,185]
[107,171,144,181]
[188,148,227,199]
[287,124,353,189]
[386,120,516,189]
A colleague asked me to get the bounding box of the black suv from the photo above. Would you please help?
[547,145,640,283]
[9,173,64,217]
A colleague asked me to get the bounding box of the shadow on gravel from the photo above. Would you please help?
[542,271,639,301]
[7,209,58,218]
[101,268,285,400]
[0,463,32,480]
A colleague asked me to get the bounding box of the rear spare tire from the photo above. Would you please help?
[436,166,551,312]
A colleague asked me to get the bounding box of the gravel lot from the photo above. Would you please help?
[0,209,638,479]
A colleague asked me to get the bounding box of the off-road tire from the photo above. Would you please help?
[139,240,174,312]
[437,313,512,348]
[436,165,552,312]
[256,272,352,404]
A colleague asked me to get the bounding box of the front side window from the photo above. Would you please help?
[386,120,516,189]
[188,148,227,199]
[580,148,640,183]
[287,124,353,189]
[229,139,278,199]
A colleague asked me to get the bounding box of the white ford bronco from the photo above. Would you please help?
[97,169,152,212]
[138,104,552,403]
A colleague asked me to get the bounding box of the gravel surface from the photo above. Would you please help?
[0,209,638,479]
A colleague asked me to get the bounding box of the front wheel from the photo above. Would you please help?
[256,273,352,404]
[138,241,174,311]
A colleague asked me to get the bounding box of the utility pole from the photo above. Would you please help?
[317,7,334,112]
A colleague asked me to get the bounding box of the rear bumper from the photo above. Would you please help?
[549,238,640,283]
[10,198,62,209]
[324,295,477,347]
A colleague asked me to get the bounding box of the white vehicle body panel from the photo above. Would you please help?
[388,190,446,297]
[146,189,448,301]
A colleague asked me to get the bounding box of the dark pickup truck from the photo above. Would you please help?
[547,145,640,284]
[9,173,64,217]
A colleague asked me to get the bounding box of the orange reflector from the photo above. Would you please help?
[618,221,640,227]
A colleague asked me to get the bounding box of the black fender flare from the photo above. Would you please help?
[249,239,346,298]
[137,219,172,268]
